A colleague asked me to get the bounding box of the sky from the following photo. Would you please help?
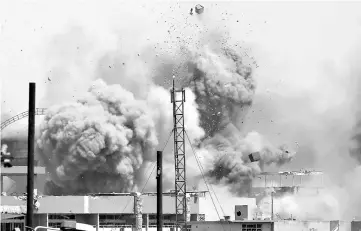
[1,0,361,220]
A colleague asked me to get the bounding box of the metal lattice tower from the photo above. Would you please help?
[170,76,187,231]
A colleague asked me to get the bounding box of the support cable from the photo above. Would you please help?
[184,130,226,231]
[121,129,173,213]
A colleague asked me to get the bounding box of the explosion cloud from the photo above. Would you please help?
[183,43,295,196]
[201,131,295,196]
[186,45,255,137]
[37,79,159,194]
[36,39,295,196]
[3,1,361,221]
[4,3,295,197]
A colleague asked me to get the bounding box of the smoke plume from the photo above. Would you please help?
[200,131,295,196]
[37,79,159,194]
[185,45,255,137]
[5,1,361,221]
[182,43,295,196]
[34,32,295,196]
[258,191,341,220]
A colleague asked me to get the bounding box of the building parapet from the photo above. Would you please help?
[1,194,202,214]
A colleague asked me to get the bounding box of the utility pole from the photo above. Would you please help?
[170,76,187,231]
[156,151,163,231]
[27,82,36,230]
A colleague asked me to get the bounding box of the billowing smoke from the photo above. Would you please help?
[182,43,295,196]
[36,75,205,195]
[3,1,361,221]
[3,2,296,198]
[185,45,255,137]
[37,79,159,194]
[29,20,296,196]
[257,191,340,220]
[200,131,295,196]
[350,120,361,163]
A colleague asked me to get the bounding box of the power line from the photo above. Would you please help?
[193,152,226,217]
[121,129,174,213]
[184,130,225,216]
[184,130,226,231]
[140,129,174,193]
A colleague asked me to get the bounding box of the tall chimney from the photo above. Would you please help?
[26,82,36,230]
[133,192,142,231]
[186,194,191,222]
[156,151,163,231]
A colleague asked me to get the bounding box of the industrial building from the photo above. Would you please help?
[1,156,361,231]
[1,165,258,231]
[0,139,256,230]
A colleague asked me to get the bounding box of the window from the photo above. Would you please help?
[48,213,76,228]
[48,222,62,228]
[1,222,25,231]
[163,215,172,220]
[48,214,75,220]
[99,214,128,228]
[242,223,262,231]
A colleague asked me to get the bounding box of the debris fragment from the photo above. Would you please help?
[249,152,261,162]
[195,4,204,14]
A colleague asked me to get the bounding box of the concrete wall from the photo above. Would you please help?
[89,196,134,213]
[331,220,351,231]
[339,221,352,231]
[39,196,88,213]
[2,174,46,195]
[351,221,361,231]
[142,195,200,214]
[0,195,200,214]
[198,197,256,220]
[274,220,330,231]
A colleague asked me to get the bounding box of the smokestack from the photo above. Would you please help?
[156,151,163,231]
[26,82,36,230]
[133,192,142,231]
[186,194,191,222]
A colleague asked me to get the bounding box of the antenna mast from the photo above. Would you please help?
[170,76,187,231]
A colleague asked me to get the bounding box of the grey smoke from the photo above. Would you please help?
[37,79,158,194]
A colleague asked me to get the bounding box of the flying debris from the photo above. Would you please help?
[195,4,204,14]
[249,152,261,162]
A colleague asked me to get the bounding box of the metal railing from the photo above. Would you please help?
[1,108,47,131]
